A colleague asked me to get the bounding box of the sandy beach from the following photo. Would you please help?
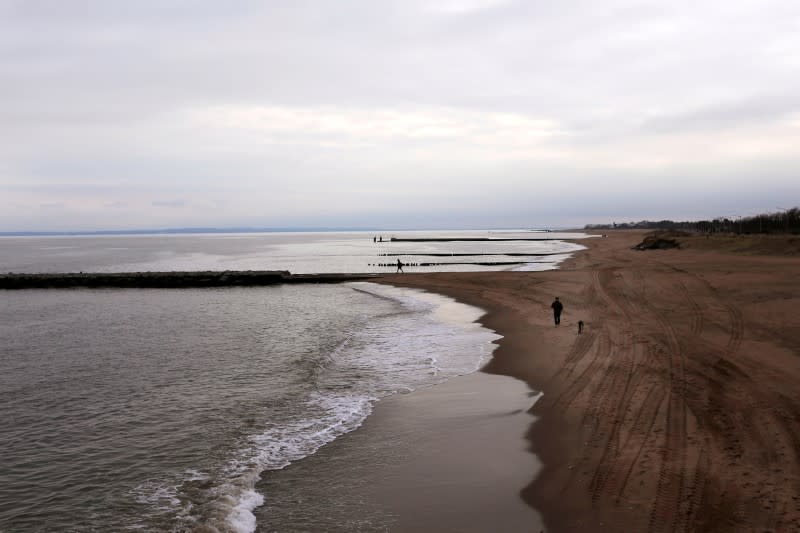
[378,230,800,532]
[255,370,545,532]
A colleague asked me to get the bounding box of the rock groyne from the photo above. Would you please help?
[0,271,380,289]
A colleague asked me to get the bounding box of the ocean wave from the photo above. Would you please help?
[128,283,500,533]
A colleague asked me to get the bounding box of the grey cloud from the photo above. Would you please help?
[640,94,800,134]
[3,0,798,123]
[152,199,187,208]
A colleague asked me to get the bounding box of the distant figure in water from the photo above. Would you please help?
[578,320,584,334]
[396,258,404,273]
[551,297,563,326]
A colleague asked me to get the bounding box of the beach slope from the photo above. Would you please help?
[380,230,800,532]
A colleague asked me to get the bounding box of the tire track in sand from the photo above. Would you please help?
[644,263,754,532]
[564,264,697,531]
[602,262,692,533]
[549,331,610,412]
[546,269,632,493]
[645,282,691,533]
[586,331,636,503]
[585,267,669,513]
[726,305,744,353]
[675,279,705,336]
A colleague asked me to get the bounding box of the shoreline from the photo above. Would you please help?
[248,283,545,532]
[377,230,800,531]
[254,370,545,532]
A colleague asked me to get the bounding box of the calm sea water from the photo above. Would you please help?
[0,229,585,274]
[0,231,584,532]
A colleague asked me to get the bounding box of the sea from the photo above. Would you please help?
[0,230,585,532]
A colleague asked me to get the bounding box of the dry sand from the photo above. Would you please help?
[378,230,800,532]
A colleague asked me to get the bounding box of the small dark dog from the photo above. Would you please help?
[578,320,584,334]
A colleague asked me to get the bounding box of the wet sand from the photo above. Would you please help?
[365,372,543,532]
[255,370,544,532]
[378,230,800,532]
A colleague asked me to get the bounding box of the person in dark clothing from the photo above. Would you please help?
[551,297,563,326]
[396,258,404,273]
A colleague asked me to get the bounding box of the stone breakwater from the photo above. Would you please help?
[0,271,380,289]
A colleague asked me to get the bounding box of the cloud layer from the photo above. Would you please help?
[2,0,799,230]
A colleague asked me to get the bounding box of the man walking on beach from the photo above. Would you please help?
[551,297,563,326]
[396,258,404,273]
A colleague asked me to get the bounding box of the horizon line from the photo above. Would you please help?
[0,226,575,237]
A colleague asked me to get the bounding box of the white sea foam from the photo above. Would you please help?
[350,282,501,375]
[183,469,210,482]
[218,393,375,532]
[127,282,503,533]
[130,478,196,531]
[132,481,181,508]
[219,282,501,532]
[227,490,264,533]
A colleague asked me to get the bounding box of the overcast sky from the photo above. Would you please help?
[2,0,799,230]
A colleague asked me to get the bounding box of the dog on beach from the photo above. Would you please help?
[578,320,584,334]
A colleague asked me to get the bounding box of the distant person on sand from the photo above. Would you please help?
[578,320,584,333]
[396,258,404,273]
[551,297,563,326]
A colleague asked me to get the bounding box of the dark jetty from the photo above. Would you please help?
[0,271,379,289]
[372,261,542,267]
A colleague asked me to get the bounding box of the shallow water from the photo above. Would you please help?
[0,229,586,274]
